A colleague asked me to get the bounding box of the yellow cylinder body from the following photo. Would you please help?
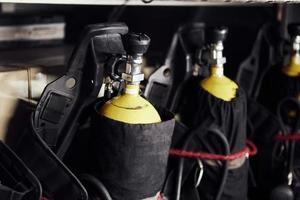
[282,54,300,77]
[201,66,238,101]
[100,84,161,124]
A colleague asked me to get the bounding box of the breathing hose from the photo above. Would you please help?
[174,122,230,200]
[274,97,300,183]
[79,174,113,200]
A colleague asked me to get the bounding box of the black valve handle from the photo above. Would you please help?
[211,26,228,44]
[122,32,151,56]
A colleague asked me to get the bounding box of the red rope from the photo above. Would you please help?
[169,140,257,161]
[157,193,163,200]
[41,197,49,200]
[246,140,258,156]
[275,133,300,141]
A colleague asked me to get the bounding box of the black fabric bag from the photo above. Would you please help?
[258,65,300,114]
[163,119,248,200]
[8,118,88,200]
[257,65,300,199]
[91,106,175,200]
[246,98,283,200]
[177,87,248,200]
[161,121,191,200]
[0,141,41,200]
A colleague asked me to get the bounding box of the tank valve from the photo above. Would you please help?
[122,33,150,86]
[209,27,228,75]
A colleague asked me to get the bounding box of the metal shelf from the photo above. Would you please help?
[0,0,293,6]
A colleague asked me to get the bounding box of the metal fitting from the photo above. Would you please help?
[122,73,144,83]
[211,42,226,67]
[293,35,300,52]
[122,55,145,84]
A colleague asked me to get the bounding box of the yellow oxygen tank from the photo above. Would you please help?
[201,27,238,101]
[282,54,300,77]
[100,33,161,124]
[282,24,300,77]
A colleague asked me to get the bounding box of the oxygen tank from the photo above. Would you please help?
[175,27,248,200]
[93,32,174,200]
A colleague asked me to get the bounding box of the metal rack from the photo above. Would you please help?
[0,0,296,6]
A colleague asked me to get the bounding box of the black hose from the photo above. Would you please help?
[175,121,230,200]
[175,158,184,200]
[277,97,300,175]
[212,128,230,200]
[79,174,113,200]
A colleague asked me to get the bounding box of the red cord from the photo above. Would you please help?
[41,197,49,200]
[157,193,163,200]
[246,140,258,156]
[275,133,300,141]
[169,139,257,161]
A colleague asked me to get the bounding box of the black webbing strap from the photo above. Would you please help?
[9,118,88,200]
[0,184,26,200]
[0,141,41,200]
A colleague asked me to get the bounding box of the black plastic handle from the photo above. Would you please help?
[33,23,128,157]
[178,23,206,53]
[69,23,128,71]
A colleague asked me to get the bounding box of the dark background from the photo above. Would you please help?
[2,4,300,79]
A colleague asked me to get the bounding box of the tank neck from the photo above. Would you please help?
[209,41,225,77]
[121,54,145,92]
[210,66,224,77]
[292,35,300,54]
[124,84,139,95]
